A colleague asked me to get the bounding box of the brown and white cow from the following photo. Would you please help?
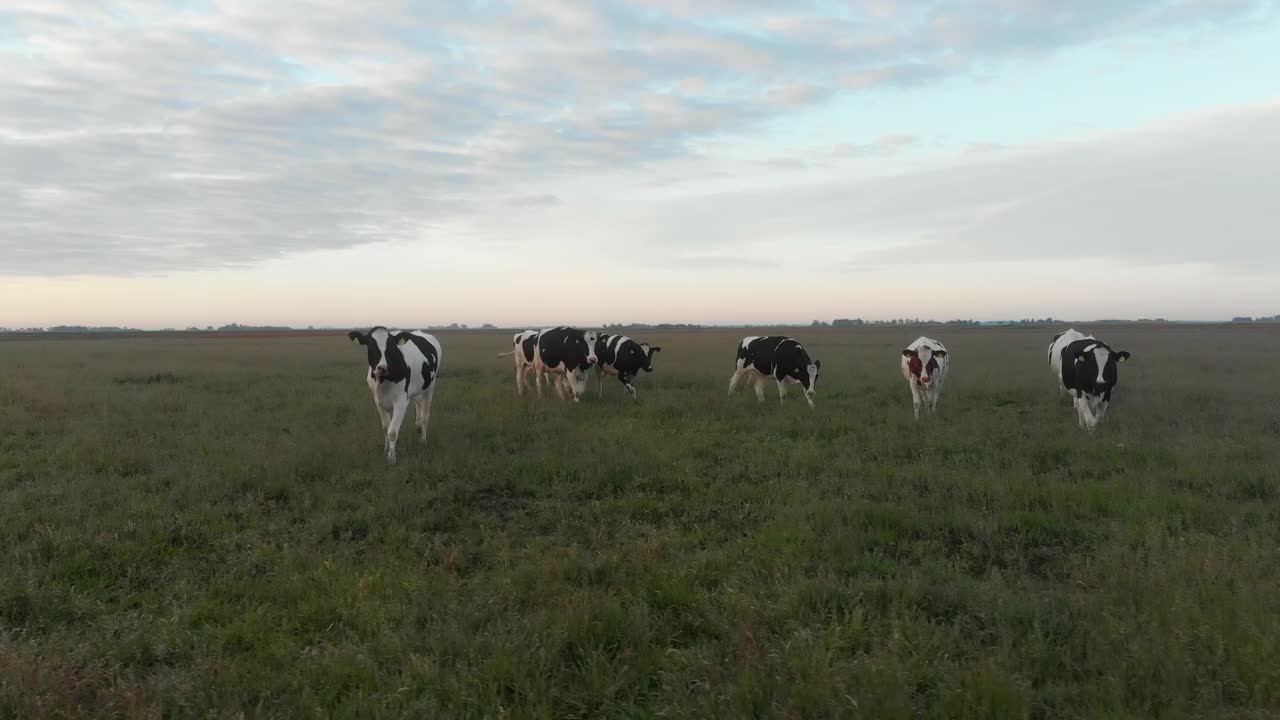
[900,336,949,420]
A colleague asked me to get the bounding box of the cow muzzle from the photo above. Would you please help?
[373,366,388,380]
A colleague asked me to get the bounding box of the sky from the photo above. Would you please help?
[2,0,1278,329]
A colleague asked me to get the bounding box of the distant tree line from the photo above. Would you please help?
[603,323,707,330]
[811,318,987,327]
[2,325,143,333]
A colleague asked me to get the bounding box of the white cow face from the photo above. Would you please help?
[583,331,599,365]
[349,326,409,382]
[903,346,947,386]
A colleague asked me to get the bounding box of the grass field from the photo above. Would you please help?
[2,324,1279,719]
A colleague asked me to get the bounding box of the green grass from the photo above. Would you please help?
[2,324,1279,718]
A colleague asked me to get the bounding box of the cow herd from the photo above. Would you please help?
[348,325,1133,463]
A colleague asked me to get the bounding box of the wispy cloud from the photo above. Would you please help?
[623,102,1280,272]
[0,0,1274,275]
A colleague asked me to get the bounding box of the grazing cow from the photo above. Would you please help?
[900,336,950,420]
[496,329,539,396]
[1048,328,1132,432]
[348,326,442,464]
[593,333,662,400]
[532,326,599,402]
[728,336,822,408]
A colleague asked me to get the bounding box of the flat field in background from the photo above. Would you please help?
[2,324,1279,718]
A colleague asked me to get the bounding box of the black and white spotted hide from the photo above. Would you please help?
[594,333,662,400]
[348,326,443,463]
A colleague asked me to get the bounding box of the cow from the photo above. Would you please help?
[532,326,599,402]
[496,329,539,396]
[593,333,662,400]
[347,326,442,464]
[728,335,821,408]
[900,336,950,420]
[1048,328,1132,432]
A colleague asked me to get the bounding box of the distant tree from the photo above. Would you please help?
[1232,316,1254,323]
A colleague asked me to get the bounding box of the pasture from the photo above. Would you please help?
[2,324,1278,718]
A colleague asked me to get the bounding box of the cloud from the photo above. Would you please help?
[0,0,1272,275]
[507,194,562,207]
[620,101,1280,271]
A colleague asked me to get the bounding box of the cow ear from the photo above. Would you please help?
[348,331,365,345]
[933,350,947,358]
[902,349,917,357]
[397,334,410,346]
[814,359,821,369]
[651,347,662,353]
[1116,351,1131,362]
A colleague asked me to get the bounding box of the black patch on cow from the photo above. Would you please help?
[1059,338,1129,400]
[538,326,594,371]
[596,334,619,368]
[396,332,439,391]
[737,336,819,390]
[519,332,538,363]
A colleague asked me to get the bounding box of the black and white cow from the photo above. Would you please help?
[901,336,950,420]
[1048,328,1132,432]
[593,333,662,400]
[348,326,442,464]
[728,335,822,408]
[532,326,599,402]
[496,329,539,396]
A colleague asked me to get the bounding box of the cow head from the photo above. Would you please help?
[348,326,408,383]
[903,345,947,386]
[1073,343,1130,394]
[781,350,821,406]
[641,344,662,372]
[583,330,599,367]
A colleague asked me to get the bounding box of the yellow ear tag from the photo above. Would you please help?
[399,337,408,345]
[1118,356,1127,363]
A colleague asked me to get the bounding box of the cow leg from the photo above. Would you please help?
[553,374,569,401]
[515,363,526,396]
[1074,393,1096,431]
[567,371,584,403]
[753,376,766,403]
[728,368,750,396]
[377,400,392,434]
[535,366,545,398]
[618,372,637,401]
[909,382,922,420]
[415,384,436,441]
[929,386,940,413]
[777,379,787,405]
[385,397,409,464]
